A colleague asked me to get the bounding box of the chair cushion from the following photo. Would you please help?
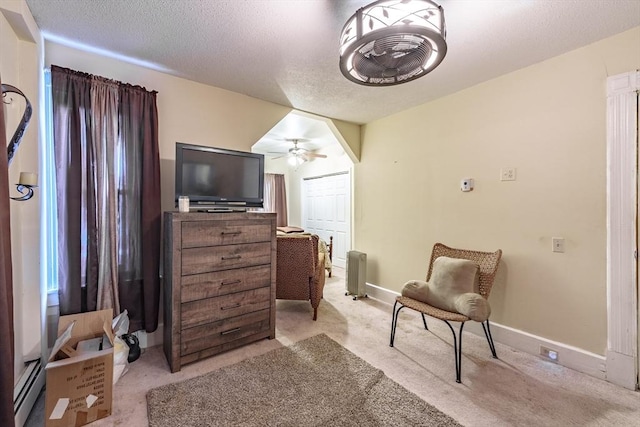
[401,280,431,302]
[454,293,491,322]
[401,256,490,321]
[427,256,479,310]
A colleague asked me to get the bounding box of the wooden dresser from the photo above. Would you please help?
[163,211,277,372]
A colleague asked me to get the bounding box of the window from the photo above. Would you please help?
[42,69,58,296]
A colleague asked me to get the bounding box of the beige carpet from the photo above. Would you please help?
[147,333,461,426]
[26,266,640,426]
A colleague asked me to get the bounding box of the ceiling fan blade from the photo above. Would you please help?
[305,153,327,158]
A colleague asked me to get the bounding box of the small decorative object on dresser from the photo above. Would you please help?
[163,211,277,373]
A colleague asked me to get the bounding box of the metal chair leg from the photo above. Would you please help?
[482,320,498,358]
[421,313,429,330]
[390,301,405,347]
[443,320,466,383]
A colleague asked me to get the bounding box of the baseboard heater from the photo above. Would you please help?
[346,250,367,300]
[14,357,45,427]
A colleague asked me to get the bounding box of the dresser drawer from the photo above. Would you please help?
[181,265,271,303]
[182,221,272,248]
[181,286,271,329]
[181,309,270,356]
[182,241,271,275]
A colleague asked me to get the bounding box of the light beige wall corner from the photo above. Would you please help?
[45,42,292,213]
[355,27,640,355]
[1,0,42,382]
[330,118,361,162]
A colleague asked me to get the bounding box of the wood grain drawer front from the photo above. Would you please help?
[182,242,271,275]
[181,309,270,356]
[181,287,271,329]
[181,222,272,248]
[181,265,271,303]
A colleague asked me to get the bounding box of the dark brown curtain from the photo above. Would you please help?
[117,84,161,332]
[264,173,288,227]
[52,65,161,332]
[0,76,16,426]
[273,174,287,227]
[52,67,95,314]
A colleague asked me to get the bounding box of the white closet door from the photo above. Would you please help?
[303,172,350,268]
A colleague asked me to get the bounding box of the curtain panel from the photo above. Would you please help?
[0,76,16,427]
[51,65,161,332]
[264,173,288,227]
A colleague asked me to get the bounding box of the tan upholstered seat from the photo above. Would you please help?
[390,242,502,383]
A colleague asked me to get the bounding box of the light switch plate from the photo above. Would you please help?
[552,237,565,253]
[500,168,516,181]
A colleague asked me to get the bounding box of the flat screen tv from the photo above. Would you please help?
[175,142,264,210]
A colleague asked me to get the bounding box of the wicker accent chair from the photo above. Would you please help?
[390,243,502,383]
[276,234,326,320]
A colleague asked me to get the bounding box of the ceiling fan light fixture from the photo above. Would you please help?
[339,0,447,86]
[288,154,306,167]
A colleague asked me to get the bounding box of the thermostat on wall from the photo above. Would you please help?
[461,178,474,192]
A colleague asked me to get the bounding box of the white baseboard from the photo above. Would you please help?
[365,282,607,381]
[606,350,637,389]
[133,324,164,349]
[132,282,610,384]
[14,359,45,427]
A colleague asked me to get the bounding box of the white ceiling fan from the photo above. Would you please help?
[269,138,327,165]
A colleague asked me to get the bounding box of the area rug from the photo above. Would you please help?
[146,333,461,427]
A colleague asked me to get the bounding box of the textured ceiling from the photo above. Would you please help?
[25,0,640,125]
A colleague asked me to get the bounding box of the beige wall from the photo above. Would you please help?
[355,27,640,355]
[0,0,45,381]
[45,42,293,214]
[1,0,42,382]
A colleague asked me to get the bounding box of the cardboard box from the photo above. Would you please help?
[45,309,115,427]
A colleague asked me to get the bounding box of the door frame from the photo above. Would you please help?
[606,70,639,390]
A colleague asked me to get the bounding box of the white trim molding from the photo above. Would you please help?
[137,282,610,381]
[367,283,607,381]
[606,70,639,390]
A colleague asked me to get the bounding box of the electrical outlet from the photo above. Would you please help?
[540,345,559,362]
[500,168,516,181]
[552,237,565,253]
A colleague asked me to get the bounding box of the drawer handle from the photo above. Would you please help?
[221,303,241,310]
[221,328,241,336]
[221,279,242,286]
[221,231,241,236]
[221,255,241,261]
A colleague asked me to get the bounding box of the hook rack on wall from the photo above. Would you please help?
[2,84,36,201]
[2,83,32,166]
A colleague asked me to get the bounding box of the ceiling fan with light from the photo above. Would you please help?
[269,138,327,165]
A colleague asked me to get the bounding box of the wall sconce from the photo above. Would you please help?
[11,172,38,202]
